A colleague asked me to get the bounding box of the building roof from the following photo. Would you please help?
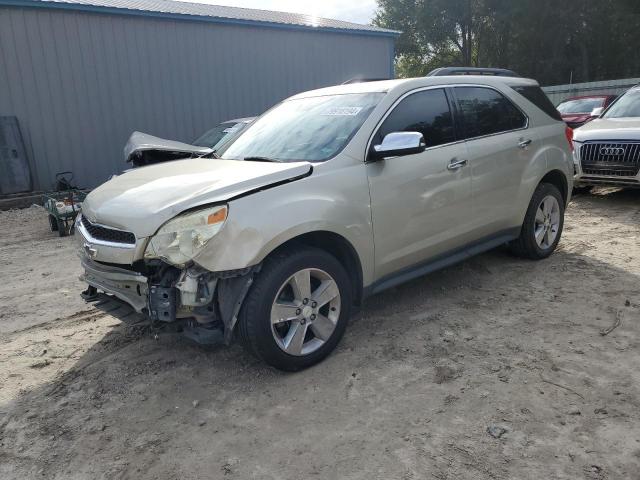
[2,0,401,37]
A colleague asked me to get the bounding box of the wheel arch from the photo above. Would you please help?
[266,231,364,309]
[539,169,569,206]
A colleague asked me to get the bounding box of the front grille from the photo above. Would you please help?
[580,142,640,177]
[81,216,136,245]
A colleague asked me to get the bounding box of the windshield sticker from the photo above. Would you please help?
[321,107,363,116]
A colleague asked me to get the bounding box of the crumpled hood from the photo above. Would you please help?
[574,117,640,142]
[124,131,213,163]
[82,158,311,237]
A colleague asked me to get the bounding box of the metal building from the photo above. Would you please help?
[0,0,398,191]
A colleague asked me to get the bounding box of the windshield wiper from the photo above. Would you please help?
[242,156,282,163]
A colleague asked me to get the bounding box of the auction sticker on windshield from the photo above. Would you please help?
[322,107,363,116]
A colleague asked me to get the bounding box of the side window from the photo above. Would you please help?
[512,85,563,121]
[455,87,527,139]
[374,89,455,149]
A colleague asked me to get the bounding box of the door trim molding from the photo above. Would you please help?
[364,227,521,297]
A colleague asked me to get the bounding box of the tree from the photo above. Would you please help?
[374,0,640,85]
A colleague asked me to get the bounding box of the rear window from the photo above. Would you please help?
[512,86,563,121]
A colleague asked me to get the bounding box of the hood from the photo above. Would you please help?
[124,131,213,164]
[82,158,312,237]
[574,117,640,142]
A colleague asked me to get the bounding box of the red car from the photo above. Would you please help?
[556,95,618,129]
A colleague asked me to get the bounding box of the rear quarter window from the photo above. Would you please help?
[454,86,527,139]
[512,86,563,122]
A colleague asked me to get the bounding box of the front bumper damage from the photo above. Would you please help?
[79,255,259,345]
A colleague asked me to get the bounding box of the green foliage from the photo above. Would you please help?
[374,0,640,84]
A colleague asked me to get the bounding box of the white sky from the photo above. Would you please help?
[178,0,378,24]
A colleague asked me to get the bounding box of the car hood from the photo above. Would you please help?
[82,158,312,237]
[124,131,213,163]
[574,117,640,141]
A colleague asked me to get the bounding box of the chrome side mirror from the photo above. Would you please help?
[371,132,426,160]
[590,107,604,117]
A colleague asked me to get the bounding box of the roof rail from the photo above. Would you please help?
[341,77,389,85]
[426,67,520,78]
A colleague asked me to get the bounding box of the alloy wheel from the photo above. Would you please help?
[270,268,341,356]
[534,195,561,249]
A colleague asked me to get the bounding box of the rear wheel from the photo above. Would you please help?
[237,247,352,371]
[510,183,564,260]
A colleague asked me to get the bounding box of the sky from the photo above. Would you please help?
[179,0,379,25]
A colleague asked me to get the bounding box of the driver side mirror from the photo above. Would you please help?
[590,107,604,117]
[371,132,426,160]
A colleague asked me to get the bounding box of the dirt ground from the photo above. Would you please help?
[0,189,639,480]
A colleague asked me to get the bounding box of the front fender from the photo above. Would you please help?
[192,162,375,285]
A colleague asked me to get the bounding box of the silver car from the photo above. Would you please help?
[124,117,255,168]
[573,86,640,189]
[77,75,573,370]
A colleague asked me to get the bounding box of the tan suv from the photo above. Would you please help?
[77,75,573,370]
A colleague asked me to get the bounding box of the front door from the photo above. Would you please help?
[366,88,473,281]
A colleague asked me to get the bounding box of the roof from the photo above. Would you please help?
[1,0,400,37]
[291,75,538,100]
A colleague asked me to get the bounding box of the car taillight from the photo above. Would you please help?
[565,126,574,152]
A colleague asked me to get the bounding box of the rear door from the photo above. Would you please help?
[366,88,473,280]
[451,86,533,237]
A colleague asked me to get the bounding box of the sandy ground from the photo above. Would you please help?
[0,189,639,480]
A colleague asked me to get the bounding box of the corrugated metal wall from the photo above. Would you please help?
[0,6,394,190]
[543,78,640,105]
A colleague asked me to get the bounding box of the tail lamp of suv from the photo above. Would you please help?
[565,126,574,152]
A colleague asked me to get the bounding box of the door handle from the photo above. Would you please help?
[518,139,532,149]
[447,158,468,170]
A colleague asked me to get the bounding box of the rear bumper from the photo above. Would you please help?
[79,256,149,312]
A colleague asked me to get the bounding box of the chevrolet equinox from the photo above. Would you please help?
[77,75,573,371]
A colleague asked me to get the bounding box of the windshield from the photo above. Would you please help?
[557,97,605,114]
[192,122,246,149]
[220,93,384,162]
[604,89,640,118]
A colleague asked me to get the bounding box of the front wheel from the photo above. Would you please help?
[237,247,352,371]
[510,183,565,260]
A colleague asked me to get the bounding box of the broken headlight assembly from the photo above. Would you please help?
[144,205,228,267]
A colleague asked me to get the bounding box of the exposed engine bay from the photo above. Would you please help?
[124,131,215,167]
[81,257,260,346]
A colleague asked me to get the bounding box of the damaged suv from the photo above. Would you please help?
[78,75,573,371]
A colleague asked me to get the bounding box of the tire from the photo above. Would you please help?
[237,246,352,371]
[57,218,67,237]
[510,183,564,260]
[48,214,59,232]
